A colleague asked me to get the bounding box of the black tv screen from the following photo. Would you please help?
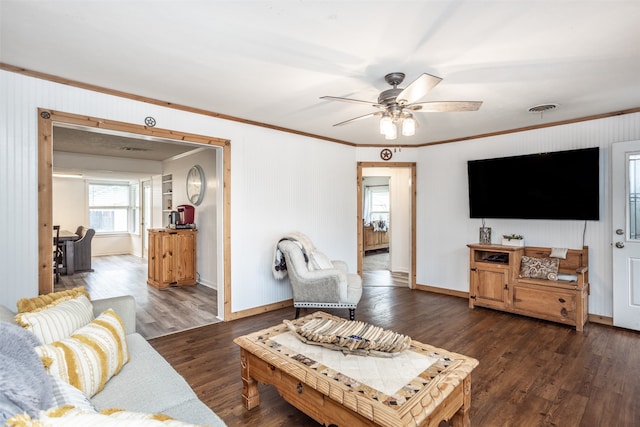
[468,147,600,220]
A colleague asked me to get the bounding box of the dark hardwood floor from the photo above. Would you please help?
[150,287,640,427]
[55,255,219,339]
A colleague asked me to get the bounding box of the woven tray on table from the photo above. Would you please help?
[283,317,412,357]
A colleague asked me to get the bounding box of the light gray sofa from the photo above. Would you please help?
[0,295,226,426]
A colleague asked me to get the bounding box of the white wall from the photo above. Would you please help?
[355,114,640,318]
[0,69,357,318]
[52,177,87,232]
[3,68,640,320]
[163,148,218,289]
[52,151,165,256]
[52,175,139,256]
[151,175,164,228]
[415,115,639,318]
[229,125,356,312]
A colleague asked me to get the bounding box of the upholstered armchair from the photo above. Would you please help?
[277,239,362,320]
[73,226,95,272]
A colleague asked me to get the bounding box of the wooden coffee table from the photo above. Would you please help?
[233,312,479,427]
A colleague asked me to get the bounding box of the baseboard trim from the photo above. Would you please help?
[588,314,613,326]
[226,299,293,321]
[226,287,617,329]
[197,279,217,290]
[416,284,616,328]
[414,283,468,299]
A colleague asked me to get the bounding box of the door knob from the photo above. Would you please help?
[615,241,625,248]
[616,229,624,235]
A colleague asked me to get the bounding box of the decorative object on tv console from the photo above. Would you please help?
[479,218,491,244]
[502,234,524,246]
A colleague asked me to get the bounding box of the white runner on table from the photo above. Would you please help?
[272,331,437,396]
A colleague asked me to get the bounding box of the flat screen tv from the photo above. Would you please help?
[467,147,599,220]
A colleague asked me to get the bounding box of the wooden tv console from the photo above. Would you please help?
[468,244,589,331]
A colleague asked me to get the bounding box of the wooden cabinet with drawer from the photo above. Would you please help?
[468,244,523,311]
[512,284,578,326]
[148,228,197,289]
[468,244,589,331]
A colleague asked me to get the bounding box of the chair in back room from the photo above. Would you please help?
[73,226,95,273]
[53,225,64,283]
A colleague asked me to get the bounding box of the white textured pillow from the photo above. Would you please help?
[7,407,207,427]
[15,295,94,344]
[309,251,334,270]
[550,247,568,259]
[36,309,129,397]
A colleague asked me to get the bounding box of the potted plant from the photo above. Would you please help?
[502,234,524,247]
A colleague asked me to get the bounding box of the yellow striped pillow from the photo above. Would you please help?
[15,295,95,344]
[35,309,129,397]
[16,286,90,313]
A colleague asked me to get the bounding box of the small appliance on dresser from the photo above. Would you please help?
[168,204,196,229]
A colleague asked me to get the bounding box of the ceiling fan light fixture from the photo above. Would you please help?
[380,115,394,135]
[323,71,482,139]
[402,115,416,136]
[384,123,398,140]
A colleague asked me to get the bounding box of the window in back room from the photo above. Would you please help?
[88,182,138,234]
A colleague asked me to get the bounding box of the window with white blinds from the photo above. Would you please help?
[88,183,133,233]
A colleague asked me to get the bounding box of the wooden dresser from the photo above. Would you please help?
[468,243,589,331]
[363,225,389,252]
[147,228,197,289]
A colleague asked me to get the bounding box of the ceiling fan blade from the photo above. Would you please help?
[333,112,382,126]
[396,73,443,105]
[408,101,483,112]
[320,96,382,108]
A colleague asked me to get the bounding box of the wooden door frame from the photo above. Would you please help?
[357,162,416,288]
[37,109,233,319]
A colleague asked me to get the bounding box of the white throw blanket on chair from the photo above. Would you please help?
[272,232,317,280]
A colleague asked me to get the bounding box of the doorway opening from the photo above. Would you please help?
[38,109,232,334]
[357,162,416,288]
[362,176,391,272]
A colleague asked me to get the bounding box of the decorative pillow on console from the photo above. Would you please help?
[519,256,559,280]
[550,247,568,259]
[35,309,129,397]
[7,406,208,427]
[15,295,94,345]
[17,287,90,313]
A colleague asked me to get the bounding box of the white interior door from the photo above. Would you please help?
[612,140,640,331]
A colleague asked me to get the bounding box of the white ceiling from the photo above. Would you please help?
[53,126,199,161]
[2,1,640,146]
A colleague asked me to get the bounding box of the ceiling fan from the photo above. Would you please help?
[320,72,482,140]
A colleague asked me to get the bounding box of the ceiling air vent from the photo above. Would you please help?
[121,146,149,152]
[528,103,559,113]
